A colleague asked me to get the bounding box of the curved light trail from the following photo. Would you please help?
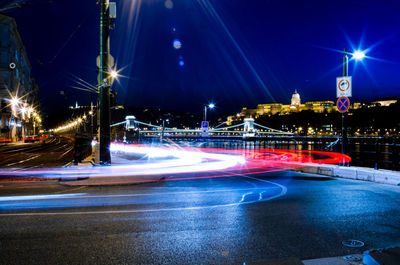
[0,143,351,183]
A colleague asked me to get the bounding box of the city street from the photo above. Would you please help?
[2,2,400,264]
[1,171,399,264]
[0,136,74,168]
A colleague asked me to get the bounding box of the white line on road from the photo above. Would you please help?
[0,193,87,202]
[0,187,277,201]
[5,155,41,167]
[0,176,287,216]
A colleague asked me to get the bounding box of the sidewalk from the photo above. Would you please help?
[244,247,400,265]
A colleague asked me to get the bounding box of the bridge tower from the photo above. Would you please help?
[125,116,136,130]
[243,118,255,137]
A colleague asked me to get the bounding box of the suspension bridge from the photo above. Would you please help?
[110,116,293,139]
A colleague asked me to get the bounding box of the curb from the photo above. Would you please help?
[293,163,400,186]
[363,246,400,265]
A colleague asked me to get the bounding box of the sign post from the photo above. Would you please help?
[337,96,350,163]
[337,63,352,165]
[337,48,352,165]
[201,121,209,137]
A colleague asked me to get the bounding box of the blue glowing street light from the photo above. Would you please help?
[203,103,215,121]
[340,48,366,163]
[352,50,365,61]
[343,49,366,76]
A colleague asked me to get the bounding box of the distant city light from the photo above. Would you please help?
[352,50,366,60]
[179,60,184,67]
[173,39,182,49]
[20,106,27,114]
[10,96,20,107]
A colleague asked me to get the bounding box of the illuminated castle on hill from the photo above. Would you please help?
[227,90,370,125]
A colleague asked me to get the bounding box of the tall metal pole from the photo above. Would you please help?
[342,48,349,77]
[204,105,207,121]
[98,0,111,164]
[341,49,349,164]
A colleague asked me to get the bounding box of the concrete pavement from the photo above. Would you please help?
[1,171,399,264]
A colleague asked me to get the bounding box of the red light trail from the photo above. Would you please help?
[0,143,351,186]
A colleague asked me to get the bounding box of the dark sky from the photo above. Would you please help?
[5,0,400,115]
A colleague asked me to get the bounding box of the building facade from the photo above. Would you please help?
[226,90,371,125]
[0,13,39,140]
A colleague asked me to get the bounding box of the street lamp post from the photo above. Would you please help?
[340,48,365,165]
[341,49,349,159]
[98,0,112,164]
[203,103,215,122]
[160,118,169,142]
[202,103,215,137]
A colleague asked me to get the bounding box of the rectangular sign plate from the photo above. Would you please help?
[336,76,352,98]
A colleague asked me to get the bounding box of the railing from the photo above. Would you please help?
[347,137,400,170]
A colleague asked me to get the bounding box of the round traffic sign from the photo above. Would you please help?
[338,79,350,91]
[337,96,350,113]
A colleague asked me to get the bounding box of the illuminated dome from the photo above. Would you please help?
[291,89,301,106]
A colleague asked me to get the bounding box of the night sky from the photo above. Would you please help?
[4,0,400,115]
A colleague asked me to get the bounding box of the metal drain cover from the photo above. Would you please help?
[343,255,361,261]
[342,239,365,248]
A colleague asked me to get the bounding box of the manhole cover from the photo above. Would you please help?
[342,239,365,248]
[343,255,361,261]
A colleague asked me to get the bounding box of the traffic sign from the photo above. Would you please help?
[201,121,209,137]
[337,96,350,113]
[336,76,352,98]
[201,121,209,129]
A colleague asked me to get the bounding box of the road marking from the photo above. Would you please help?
[239,192,253,203]
[1,187,277,200]
[5,155,41,167]
[0,176,287,216]
[59,147,73,158]
[0,193,86,202]
[241,175,288,196]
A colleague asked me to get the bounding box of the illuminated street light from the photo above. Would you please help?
[110,69,118,79]
[352,50,365,61]
[20,105,27,119]
[10,97,20,107]
[340,48,367,163]
[204,103,216,121]
[27,106,34,118]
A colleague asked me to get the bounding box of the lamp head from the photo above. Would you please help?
[352,50,365,61]
[110,70,118,79]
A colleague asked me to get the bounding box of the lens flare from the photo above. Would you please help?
[352,50,365,60]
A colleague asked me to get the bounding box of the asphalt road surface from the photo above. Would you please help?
[1,171,399,264]
[0,136,74,168]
